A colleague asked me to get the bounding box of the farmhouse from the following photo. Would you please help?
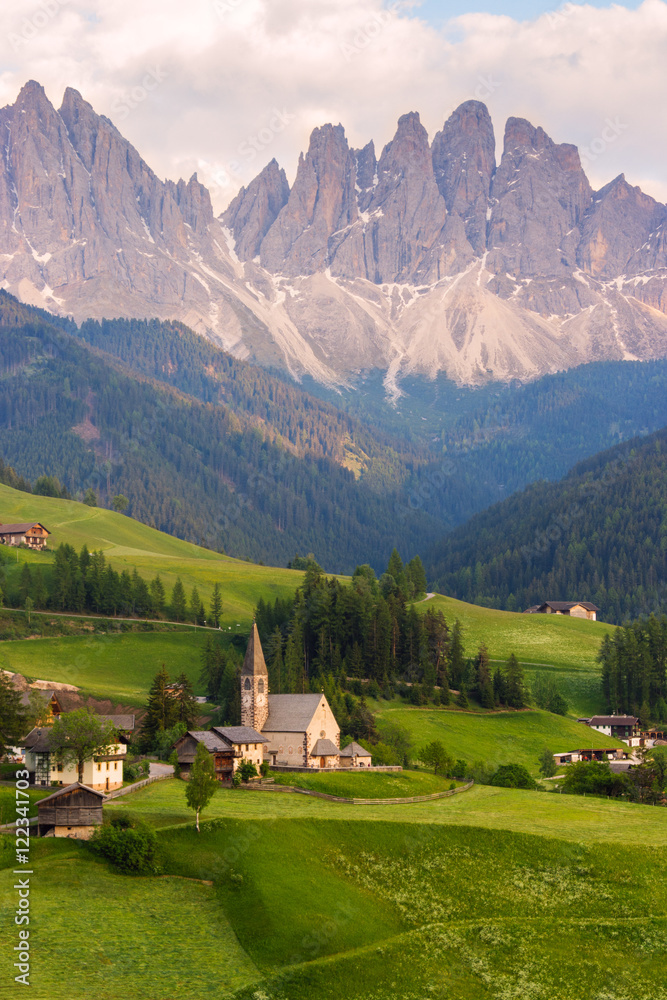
[0,521,50,549]
[242,624,341,768]
[339,742,372,768]
[523,601,600,621]
[553,748,627,766]
[37,782,104,839]
[19,689,62,725]
[173,725,267,780]
[22,724,127,791]
[586,715,638,740]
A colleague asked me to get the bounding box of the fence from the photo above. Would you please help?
[103,773,172,801]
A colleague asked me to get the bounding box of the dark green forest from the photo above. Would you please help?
[599,616,667,722]
[427,429,667,624]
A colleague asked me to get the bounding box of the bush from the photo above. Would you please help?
[238,760,258,783]
[453,759,468,779]
[260,761,270,778]
[490,764,537,790]
[89,818,159,874]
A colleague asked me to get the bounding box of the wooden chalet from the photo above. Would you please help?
[173,725,267,781]
[523,601,599,621]
[0,522,50,549]
[19,689,62,725]
[37,782,105,839]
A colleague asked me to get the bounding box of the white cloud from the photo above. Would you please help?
[1,0,666,211]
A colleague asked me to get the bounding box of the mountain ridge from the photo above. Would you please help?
[1,81,667,392]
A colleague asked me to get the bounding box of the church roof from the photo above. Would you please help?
[213,726,267,745]
[263,693,322,733]
[241,623,268,677]
[339,741,371,758]
[310,738,340,757]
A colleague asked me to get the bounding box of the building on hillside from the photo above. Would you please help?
[553,748,628,766]
[21,725,126,791]
[585,715,638,740]
[339,741,372,768]
[37,783,104,839]
[19,689,62,725]
[173,726,267,780]
[523,601,600,621]
[242,624,341,769]
[0,522,50,549]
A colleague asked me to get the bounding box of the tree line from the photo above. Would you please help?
[598,615,667,724]
[5,541,224,625]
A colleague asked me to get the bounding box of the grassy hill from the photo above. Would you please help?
[418,593,614,717]
[0,483,303,619]
[3,780,666,999]
[372,702,622,774]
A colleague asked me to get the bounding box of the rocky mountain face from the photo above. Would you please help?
[2,81,667,393]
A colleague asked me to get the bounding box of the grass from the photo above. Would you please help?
[372,701,623,775]
[0,482,304,623]
[269,769,459,798]
[6,780,666,998]
[0,786,50,825]
[420,594,615,717]
[0,630,209,705]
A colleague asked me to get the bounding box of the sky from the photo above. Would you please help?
[1,0,665,211]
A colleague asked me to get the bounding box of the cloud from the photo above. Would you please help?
[1,0,666,211]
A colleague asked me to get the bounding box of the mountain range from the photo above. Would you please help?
[2,81,667,395]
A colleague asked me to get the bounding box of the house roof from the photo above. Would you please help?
[213,726,267,745]
[310,738,340,757]
[185,730,231,752]
[19,689,60,708]
[21,727,52,752]
[523,606,541,614]
[339,741,372,758]
[588,716,638,726]
[98,714,135,731]
[241,623,268,677]
[37,781,105,806]
[0,522,50,535]
[541,601,600,612]
[264,693,323,733]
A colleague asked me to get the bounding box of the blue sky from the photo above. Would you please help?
[413,0,642,23]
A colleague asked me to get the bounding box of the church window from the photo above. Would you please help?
[288,746,293,755]
[279,746,283,753]
[320,730,326,738]
[258,679,264,694]
[244,677,251,690]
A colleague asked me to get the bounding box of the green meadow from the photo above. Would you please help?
[0,483,304,621]
[2,780,666,1000]
[269,769,459,799]
[419,593,615,717]
[372,703,622,774]
[0,631,208,705]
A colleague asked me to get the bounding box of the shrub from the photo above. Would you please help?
[238,760,258,783]
[490,764,536,790]
[260,761,270,778]
[89,818,159,874]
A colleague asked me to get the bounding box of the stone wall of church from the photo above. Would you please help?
[262,731,308,767]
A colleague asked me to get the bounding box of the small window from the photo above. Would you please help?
[244,677,251,690]
[258,679,265,694]
[114,762,118,770]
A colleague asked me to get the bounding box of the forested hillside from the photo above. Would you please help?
[0,294,441,571]
[427,429,667,624]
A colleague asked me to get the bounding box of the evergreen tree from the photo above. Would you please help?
[141,666,178,751]
[170,578,187,621]
[449,620,465,690]
[33,567,47,609]
[407,555,428,597]
[173,672,199,727]
[0,672,28,757]
[149,575,165,617]
[476,644,495,709]
[267,627,284,693]
[19,564,32,604]
[189,585,205,625]
[209,582,222,627]
[505,653,527,709]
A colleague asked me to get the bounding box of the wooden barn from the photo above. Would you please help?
[0,522,50,549]
[37,783,105,839]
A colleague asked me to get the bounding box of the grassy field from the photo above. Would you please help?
[4,779,665,999]
[372,701,621,775]
[0,483,303,622]
[269,769,459,798]
[419,594,615,716]
[0,631,209,705]
[0,786,50,825]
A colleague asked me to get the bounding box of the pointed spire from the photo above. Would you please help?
[242,622,268,676]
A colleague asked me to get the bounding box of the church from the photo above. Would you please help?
[241,623,341,769]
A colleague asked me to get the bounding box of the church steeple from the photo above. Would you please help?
[241,623,269,731]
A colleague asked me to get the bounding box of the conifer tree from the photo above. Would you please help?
[209,581,222,627]
[173,672,199,728]
[141,665,178,751]
[149,575,165,617]
[170,578,187,621]
[505,653,527,709]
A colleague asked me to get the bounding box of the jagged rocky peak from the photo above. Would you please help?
[431,100,496,255]
[221,158,289,261]
[488,116,593,278]
[353,141,377,212]
[259,122,358,275]
[578,174,667,278]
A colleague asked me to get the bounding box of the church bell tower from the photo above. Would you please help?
[241,622,269,731]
